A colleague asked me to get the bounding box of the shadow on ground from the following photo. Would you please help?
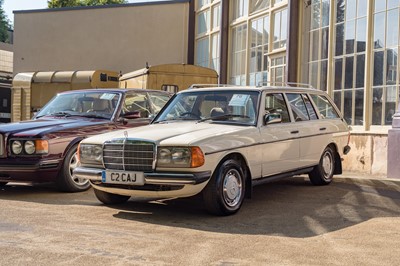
[1,176,400,237]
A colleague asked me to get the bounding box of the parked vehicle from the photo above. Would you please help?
[74,85,351,215]
[0,88,172,192]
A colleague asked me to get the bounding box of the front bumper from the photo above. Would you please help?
[73,166,211,186]
[0,159,62,182]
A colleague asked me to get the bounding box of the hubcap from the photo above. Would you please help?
[69,152,88,186]
[322,151,333,178]
[222,169,242,207]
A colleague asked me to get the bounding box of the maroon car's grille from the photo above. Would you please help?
[103,140,154,171]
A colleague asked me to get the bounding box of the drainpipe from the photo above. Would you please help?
[387,107,400,179]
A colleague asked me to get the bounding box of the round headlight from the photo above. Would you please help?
[11,141,23,154]
[24,141,36,155]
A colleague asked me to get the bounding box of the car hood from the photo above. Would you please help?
[0,117,109,137]
[82,121,259,152]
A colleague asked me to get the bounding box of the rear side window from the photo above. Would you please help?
[286,93,311,121]
[302,94,318,120]
[310,94,340,119]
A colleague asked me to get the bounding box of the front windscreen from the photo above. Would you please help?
[154,90,260,125]
[36,91,121,120]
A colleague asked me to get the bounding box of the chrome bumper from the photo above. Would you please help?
[73,167,211,186]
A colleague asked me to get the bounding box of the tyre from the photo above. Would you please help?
[0,182,8,187]
[202,159,246,216]
[94,188,130,205]
[56,144,90,192]
[309,146,335,186]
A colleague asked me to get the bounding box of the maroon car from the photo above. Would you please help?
[0,88,171,192]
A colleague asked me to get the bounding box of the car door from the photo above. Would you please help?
[260,92,300,176]
[286,93,326,168]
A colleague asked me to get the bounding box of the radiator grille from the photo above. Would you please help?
[103,139,155,171]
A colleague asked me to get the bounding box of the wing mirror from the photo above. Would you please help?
[122,111,141,119]
[264,113,282,125]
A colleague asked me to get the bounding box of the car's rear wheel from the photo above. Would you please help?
[94,188,130,205]
[0,182,8,187]
[202,159,245,216]
[309,146,335,186]
[56,144,90,192]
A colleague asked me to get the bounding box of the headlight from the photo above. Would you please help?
[10,139,48,155]
[24,141,35,154]
[157,146,204,168]
[11,141,22,154]
[79,144,103,165]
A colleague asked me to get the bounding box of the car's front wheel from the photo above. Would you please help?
[94,188,130,205]
[56,145,91,192]
[202,159,246,215]
[309,146,335,186]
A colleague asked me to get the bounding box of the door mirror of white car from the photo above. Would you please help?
[265,113,282,125]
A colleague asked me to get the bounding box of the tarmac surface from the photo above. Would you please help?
[0,173,399,265]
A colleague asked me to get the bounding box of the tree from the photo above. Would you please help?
[0,0,11,43]
[48,0,127,8]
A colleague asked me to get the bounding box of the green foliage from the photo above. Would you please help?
[48,0,127,8]
[0,0,11,43]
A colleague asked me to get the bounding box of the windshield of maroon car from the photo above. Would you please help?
[154,90,260,125]
[36,91,122,119]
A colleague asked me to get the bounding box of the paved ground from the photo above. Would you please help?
[0,174,399,265]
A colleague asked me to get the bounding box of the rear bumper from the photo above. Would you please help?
[73,167,211,186]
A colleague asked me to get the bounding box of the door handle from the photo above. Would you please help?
[320,127,326,131]
[290,130,299,134]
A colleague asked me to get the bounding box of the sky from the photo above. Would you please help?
[3,0,165,24]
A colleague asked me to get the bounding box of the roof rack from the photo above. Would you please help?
[257,81,315,89]
[188,84,237,89]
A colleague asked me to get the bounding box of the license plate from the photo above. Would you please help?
[102,170,145,185]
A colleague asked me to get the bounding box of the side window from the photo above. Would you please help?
[310,94,340,119]
[265,93,290,123]
[286,93,310,121]
[302,94,318,120]
[123,94,150,118]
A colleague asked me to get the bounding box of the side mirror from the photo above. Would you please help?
[122,111,141,119]
[264,113,282,125]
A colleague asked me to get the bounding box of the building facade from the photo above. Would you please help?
[193,0,396,175]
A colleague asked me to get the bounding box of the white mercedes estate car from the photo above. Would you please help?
[74,85,351,215]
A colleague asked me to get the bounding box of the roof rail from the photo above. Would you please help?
[257,81,315,89]
[188,84,237,89]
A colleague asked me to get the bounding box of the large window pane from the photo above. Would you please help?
[385,86,397,125]
[358,0,367,17]
[356,54,365,88]
[320,60,328,91]
[346,0,357,20]
[345,20,355,54]
[387,48,398,85]
[375,1,386,13]
[354,89,364,125]
[372,87,383,125]
[374,12,385,49]
[336,0,345,23]
[250,0,270,13]
[373,51,384,86]
[343,90,353,124]
[345,57,354,89]
[321,27,329,59]
[356,17,367,52]
[336,23,344,56]
[334,58,343,90]
[387,9,399,47]
[197,10,210,35]
[310,30,320,61]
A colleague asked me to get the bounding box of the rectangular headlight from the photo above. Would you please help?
[79,144,103,165]
[157,146,204,168]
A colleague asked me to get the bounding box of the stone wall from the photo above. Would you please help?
[342,133,388,177]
